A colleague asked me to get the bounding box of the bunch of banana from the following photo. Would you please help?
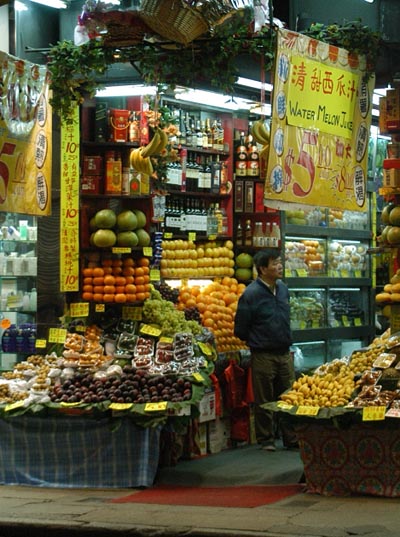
[130,147,153,175]
[130,127,169,175]
[250,119,270,163]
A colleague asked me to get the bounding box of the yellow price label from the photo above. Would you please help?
[362,406,386,421]
[354,318,362,326]
[342,315,350,327]
[192,372,204,382]
[35,339,47,348]
[144,401,168,412]
[140,324,162,337]
[48,328,67,344]
[5,400,25,411]
[122,306,142,321]
[95,304,105,312]
[296,269,308,277]
[70,302,89,318]
[296,405,320,416]
[143,246,152,256]
[159,336,174,344]
[285,269,292,278]
[112,247,131,254]
[340,269,350,278]
[150,269,161,281]
[164,232,173,239]
[188,232,196,241]
[60,402,82,407]
[277,401,293,409]
[354,270,362,278]
[198,342,213,356]
[109,403,133,410]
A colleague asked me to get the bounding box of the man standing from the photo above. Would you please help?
[234,248,297,451]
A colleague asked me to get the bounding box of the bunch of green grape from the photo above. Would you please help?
[142,295,202,337]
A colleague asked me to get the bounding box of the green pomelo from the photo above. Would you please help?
[132,209,147,228]
[382,203,396,225]
[94,209,117,229]
[92,229,117,248]
[117,210,138,231]
[89,216,98,231]
[389,206,400,226]
[116,231,139,247]
[235,267,253,281]
[136,228,151,247]
[236,252,253,269]
[387,226,400,245]
[380,225,391,244]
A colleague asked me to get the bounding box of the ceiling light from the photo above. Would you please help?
[15,1,28,11]
[95,85,157,97]
[29,0,68,8]
[174,87,254,111]
[237,77,273,92]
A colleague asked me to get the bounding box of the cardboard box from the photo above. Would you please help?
[83,156,103,176]
[95,102,108,142]
[81,175,102,194]
[208,417,231,454]
[244,180,254,213]
[386,88,400,131]
[198,390,216,423]
[234,180,244,212]
[383,158,400,187]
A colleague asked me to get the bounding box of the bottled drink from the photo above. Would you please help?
[201,120,208,149]
[244,220,252,246]
[235,132,247,177]
[214,202,223,235]
[215,118,224,151]
[211,156,221,194]
[206,118,213,148]
[247,135,260,177]
[196,120,203,148]
[202,158,212,192]
[207,203,217,237]
[30,288,37,311]
[270,222,281,247]
[264,221,271,246]
[186,115,193,146]
[236,220,244,246]
[253,222,264,247]
[129,111,139,143]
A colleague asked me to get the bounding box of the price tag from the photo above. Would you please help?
[144,401,168,412]
[76,325,86,333]
[198,342,213,356]
[164,232,173,239]
[140,323,162,337]
[192,372,204,382]
[159,336,174,344]
[331,319,340,328]
[143,246,153,257]
[342,315,350,327]
[354,318,362,326]
[112,247,131,254]
[311,320,319,328]
[95,304,105,312]
[5,400,25,411]
[122,306,142,321]
[284,269,292,278]
[109,403,133,410]
[299,320,307,330]
[385,408,400,418]
[70,302,89,318]
[354,270,362,278]
[150,269,161,281]
[35,339,47,349]
[296,405,320,416]
[329,270,340,278]
[60,402,81,407]
[208,234,216,240]
[48,328,67,344]
[362,406,386,421]
[188,232,196,241]
[277,401,293,410]
[296,269,308,277]
[340,269,350,278]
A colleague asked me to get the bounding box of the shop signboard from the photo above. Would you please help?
[0,51,51,216]
[265,29,375,212]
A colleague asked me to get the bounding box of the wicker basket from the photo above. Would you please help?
[140,0,209,46]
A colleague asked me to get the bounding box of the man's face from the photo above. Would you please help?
[260,257,283,281]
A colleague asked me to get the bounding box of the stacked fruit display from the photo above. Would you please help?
[379,202,400,246]
[234,252,253,282]
[90,208,151,248]
[177,277,247,353]
[81,254,151,303]
[160,239,235,279]
[375,268,400,304]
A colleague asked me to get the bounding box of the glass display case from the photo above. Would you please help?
[284,207,369,230]
[327,239,369,277]
[0,213,37,370]
[290,288,325,330]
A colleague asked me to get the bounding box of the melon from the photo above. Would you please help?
[382,203,396,225]
[89,216,98,231]
[117,210,138,231]
[380,225,391,244]
[94,209,116,229]
[389,206,400,226]
[235,267,253,281]
[92,229,117,248]
[116,231,139,247]
[387,226,400,245]
[236,252,253,269]
[136,228,151,246]
[132,209,147,228]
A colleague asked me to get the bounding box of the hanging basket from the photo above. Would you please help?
[139,0,209,46]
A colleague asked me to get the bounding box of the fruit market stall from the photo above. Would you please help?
[264,330,400,497]
[0,291,216,488]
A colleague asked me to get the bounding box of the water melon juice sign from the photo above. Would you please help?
[265,29,375,212]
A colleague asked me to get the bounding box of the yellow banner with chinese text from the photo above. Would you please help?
[60,108,80,292]
[265,29,374,212]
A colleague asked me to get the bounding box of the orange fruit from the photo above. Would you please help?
[136,292,146,301]
[92,277,104,286]
[203,318,214,328]
[92,267,105,277]
[82,284,93,293]
[103,294,115,303]
[93,285,105,294]
[115,276,127,286]
[144,283,151,292]
[125,293,137,302]
[112,259,123,267]
[102,267,113,275]
[122,267,135,277]
[104,285,116,294]
[125,276,135,284]
[112,266,123,275]
[93,293,104,302]
[82,291,93,301]
[115,285,125,294]
[144,291,150,299]
[137,257,150,267]
[135,267,144,277]
[101,259,113,267]
[142,275,150,284]
[104,274,116,285]
[179,291,192,304]
[125,284,137,294]
[136,284,145,293]
[135,276,145,285]
[115,293,127,303]
[83,277,93,286]
[83,267,94,277]
[186,298,197,308]
[122,258,135,267]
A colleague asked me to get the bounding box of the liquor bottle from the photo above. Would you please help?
[253,222,264,247]
[247,130,260,177]
[202,158,212,192]
[207,203,216,237]
[214,202,223,235]
[235,132,247,177]
[206,118,213,148]
[186,114,193,146]
[179,109,186,146]
[236,220,244,246]
[244,219,253,247]
[211,119,218,150]
[128,111,140,143]
[197,156,204,192]
[270,222,281,247]
[196,120,203,148]
[215,118,224,151]
[186,153,194,192]
[211,156,221,194]
[201,120,208,149]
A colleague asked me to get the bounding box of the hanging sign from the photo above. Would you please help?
[0,52,51,216]
[265,29,375,212]
[60,107,80,292]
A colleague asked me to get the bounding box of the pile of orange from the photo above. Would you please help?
[177,276,248,353]
[81,255,151,303]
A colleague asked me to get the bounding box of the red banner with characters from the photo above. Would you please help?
[265,29,375,212]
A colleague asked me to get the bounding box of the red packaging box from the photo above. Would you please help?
[83,156,103,176]
[81,175,102,194]
[255,182,265,212]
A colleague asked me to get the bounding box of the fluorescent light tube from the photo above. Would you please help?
[237,77,273,92]
[96,85,157,97]
[29,0,67,8]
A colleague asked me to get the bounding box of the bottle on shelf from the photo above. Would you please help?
[235,132,248,177]
[211,156,221,194]
[270,222,281,247]
[247,133,260,177]
[196,120,203,148]
[206,118,213,148]
[29,288,37,311]
[207,203,217,237]
[186,114,193,146]
[129,111,140,143]
[215,118,225,151]
[263,221,271,246]
[201,120,208,149]
[214,202,223,235]
[253,221,264,247]
[236,220,244,246]
[244,219,253,247]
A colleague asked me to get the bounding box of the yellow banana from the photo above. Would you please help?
[251,121,267,145]
[258,119,270,143]
[137,147,153,175]
[157,127,169,153]
[259,143,270,163]
[130,147,141,169]
[140,130,161,158]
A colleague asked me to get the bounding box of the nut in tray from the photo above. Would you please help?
[373,352,397,369]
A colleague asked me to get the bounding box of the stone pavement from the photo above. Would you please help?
[0,483,400,537]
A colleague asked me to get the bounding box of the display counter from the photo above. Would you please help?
[0,414,161,488]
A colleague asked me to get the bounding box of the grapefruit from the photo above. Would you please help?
[94,209,117,229]
[92,229,117,248]
[382,203,396,225]
[132,209,147,228]
[136,228,151,246]
[116,231,139,247]
[236,252,253,269]
[235,267,253,281]
[117,210,138,231]
[387,226,400,245]
[389,206,400,226]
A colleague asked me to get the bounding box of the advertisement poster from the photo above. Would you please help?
[60,107,80,292]
[0,52,51,216]
[265,29,375,212]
